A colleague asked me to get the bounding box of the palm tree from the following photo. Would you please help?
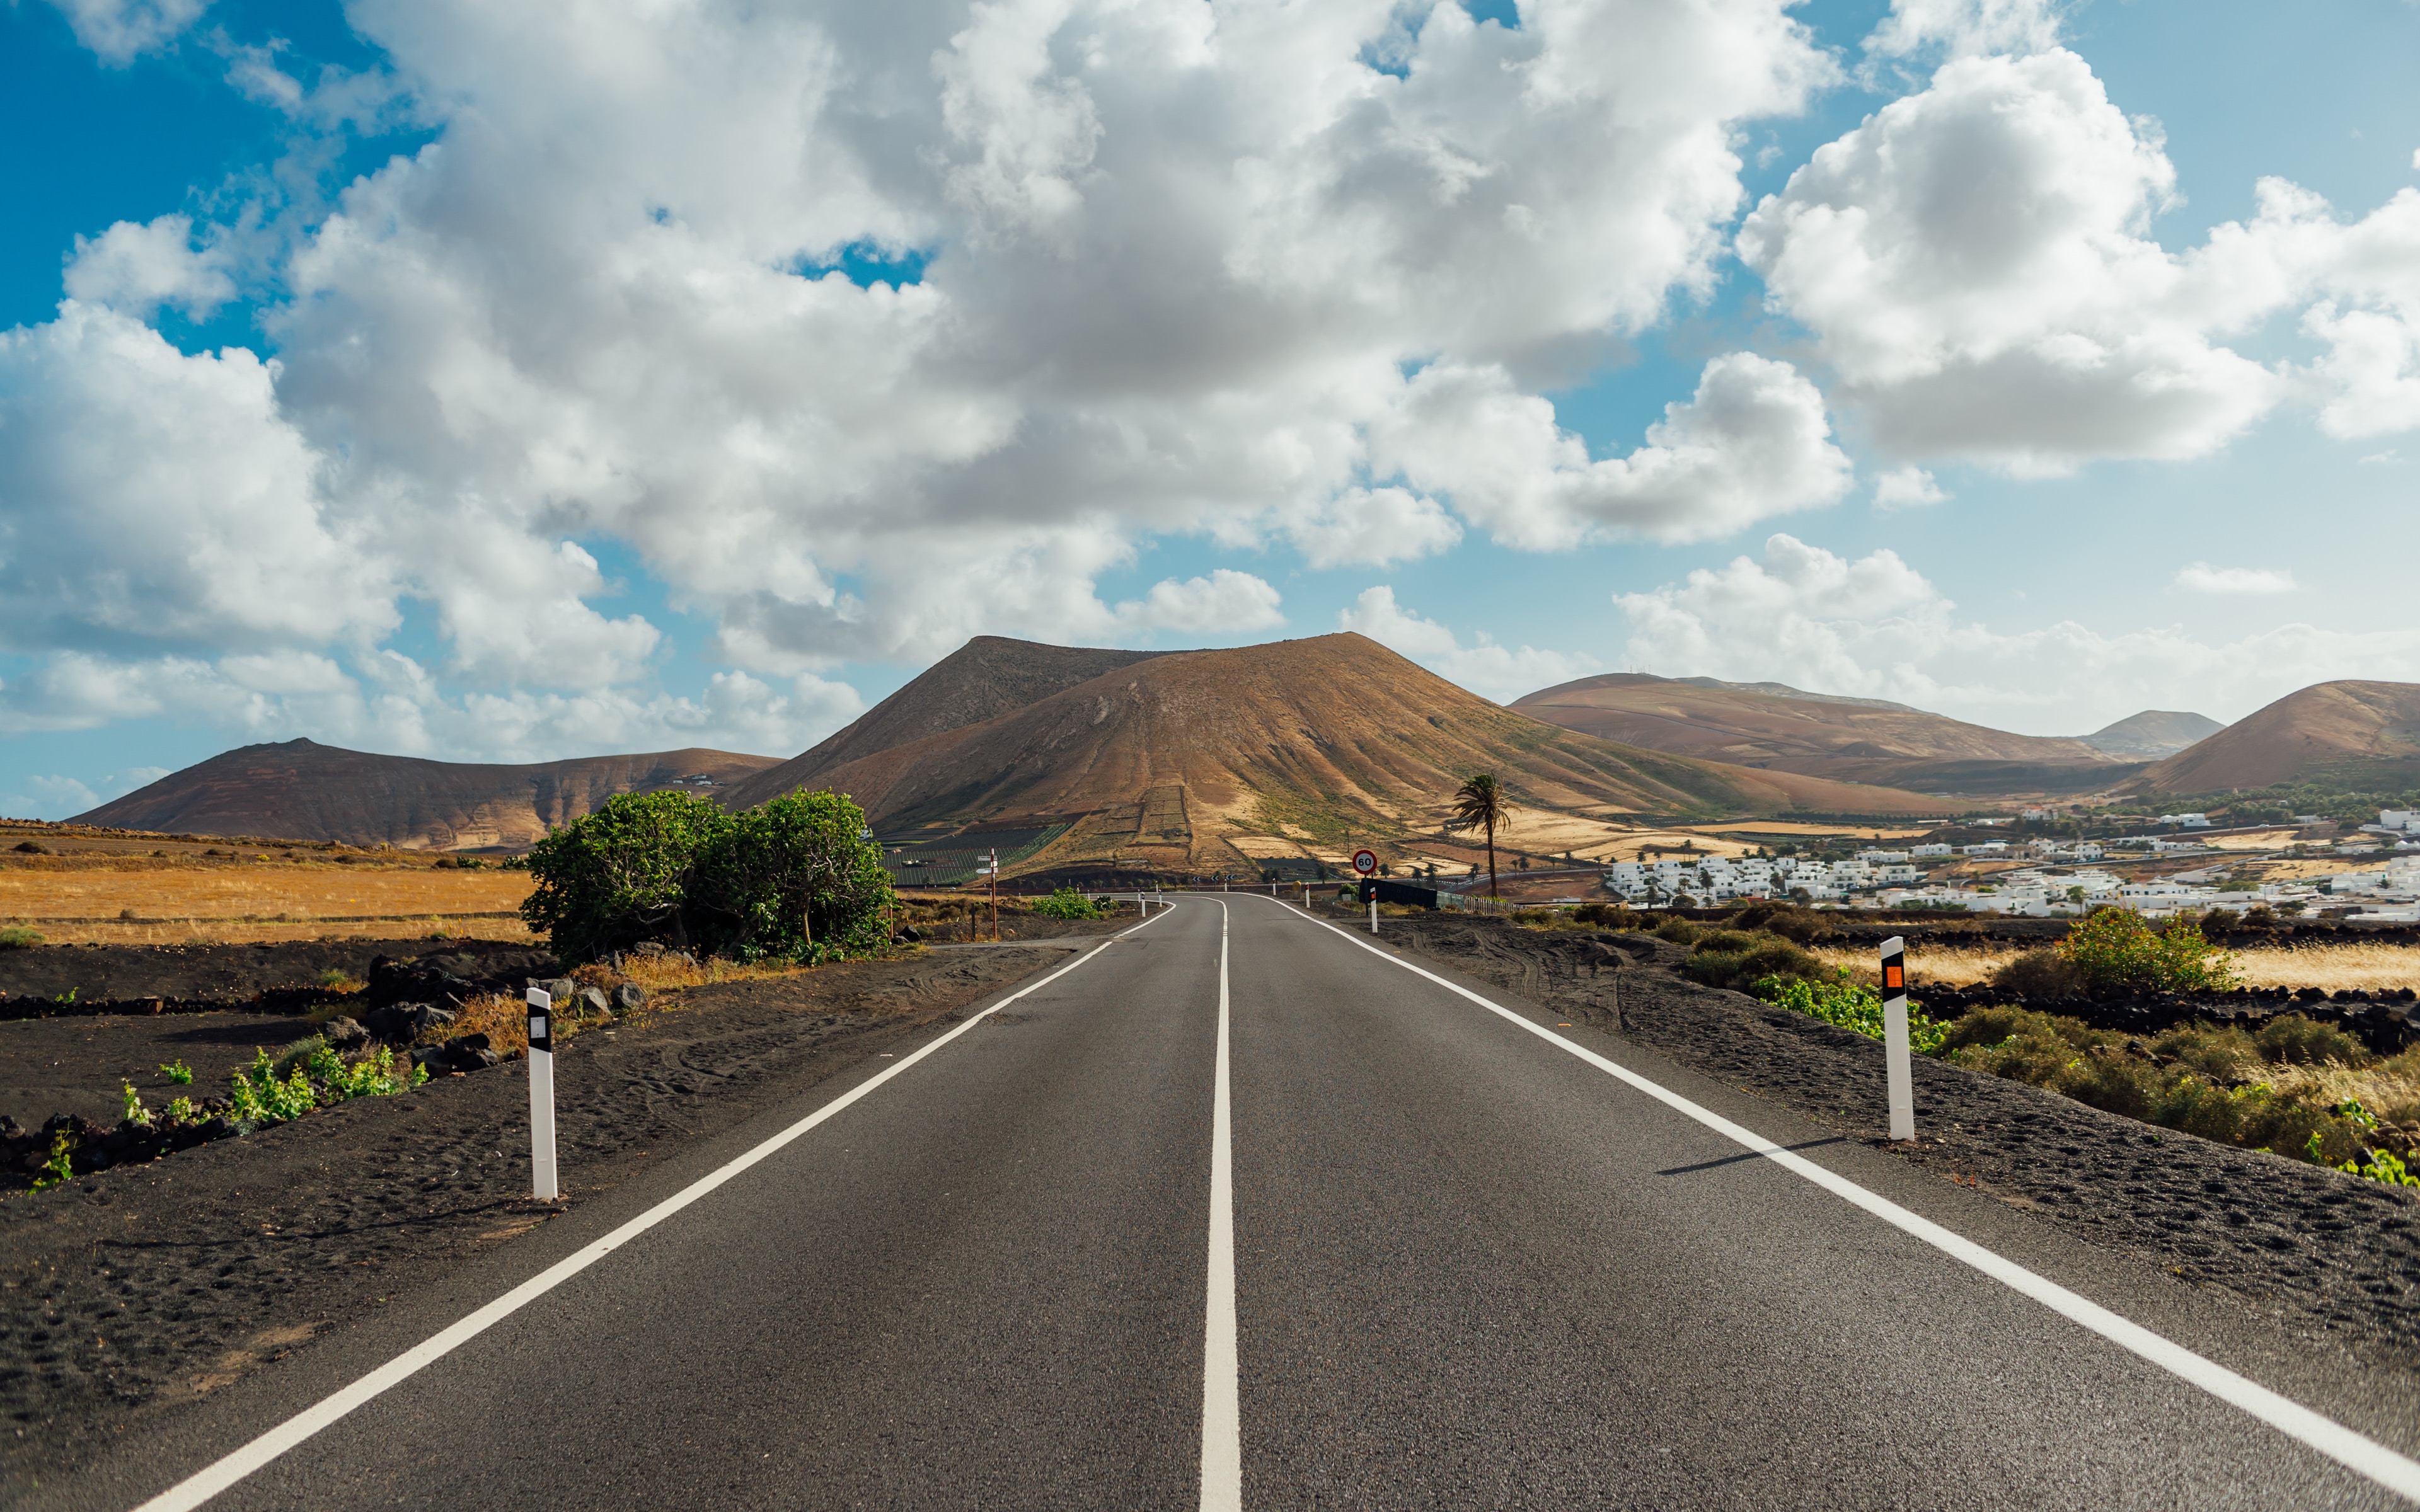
[1450,773,1512,898]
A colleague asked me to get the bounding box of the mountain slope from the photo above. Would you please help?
[740,634,1957,845]
[2081,709,2225,759]
[2131,681,2420,794]
[73,740,780,849]
[718,636,1164,811]
[1509,673,2130,795]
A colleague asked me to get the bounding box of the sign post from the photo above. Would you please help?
[1881,935,1914,1141]
[977,849,998,941]
[526,987,558,1201]
[1353,849,1378,932]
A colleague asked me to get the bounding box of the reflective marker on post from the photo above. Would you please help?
[1881,935,1913,1142]
[526,987,558,1201]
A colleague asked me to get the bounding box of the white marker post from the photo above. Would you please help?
[1881,935,1914,1142]
[526,987,558,1200]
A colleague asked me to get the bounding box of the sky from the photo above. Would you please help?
[2,0,2417,818]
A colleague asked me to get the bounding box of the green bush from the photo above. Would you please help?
[692,791,896,960]
[1652,918,1701,946]
[0,926,41,949]
[1032,887,1109,920]
[1754,970,1949,1055]
[519,791,732,962]
[519,789,894,964]
[2057,908,2238,993]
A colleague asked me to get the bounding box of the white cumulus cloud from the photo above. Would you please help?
[1109,570,1285,636]
[1872,466,1948,509]
[2174,563,2296,596]
[1865,0,2066,60]
[1371,352,1855,548]
[64,215,237,319]
[43,0,207,64]
[0,0,1858,755]
[1741,50,2420,472]
[1615,535,2419,733]
[1339,585,1593,702]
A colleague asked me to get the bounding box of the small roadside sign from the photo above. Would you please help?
[1352,849,1378,876]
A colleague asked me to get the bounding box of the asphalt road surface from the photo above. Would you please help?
[60,896,2420,1509]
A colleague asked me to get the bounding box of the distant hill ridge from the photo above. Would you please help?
[2082,709,2225,759]
[73,740,779,849]
[1508,672,2180,797]
[2129,680,2420,795]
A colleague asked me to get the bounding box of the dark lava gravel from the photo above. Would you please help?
[1359,909,2420,1369]
[0,941,1100,1499]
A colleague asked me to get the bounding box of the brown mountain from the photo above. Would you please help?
[73,739,780,849]
[2131,680,2420,794]
[730,634,1956,876]
[1509,672,2140,796]
[2080,709,2225,759]
[781,635,1163,784]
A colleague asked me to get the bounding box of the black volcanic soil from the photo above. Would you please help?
[0,931,1118,1499]
[0,939,545,1012]
[1351,908,2420,1366]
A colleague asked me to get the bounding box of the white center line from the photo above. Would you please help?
[130,908,1175,1512]
[1201,899,1242,1512]
[1265,896,2420,1506]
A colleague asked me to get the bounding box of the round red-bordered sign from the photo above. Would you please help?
[1352,849,1378,875]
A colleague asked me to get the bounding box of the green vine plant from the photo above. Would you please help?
[28,1131,74,1192]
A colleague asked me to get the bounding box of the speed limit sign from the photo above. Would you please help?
[1352,849,1378,876]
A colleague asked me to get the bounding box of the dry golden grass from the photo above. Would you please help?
[18,917,539,946]
[1813,941,2420,993]
[0,856,533,944]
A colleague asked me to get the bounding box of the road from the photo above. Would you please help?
[64,896,2420,1509]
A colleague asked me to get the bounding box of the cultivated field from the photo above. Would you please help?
[0,854,534,945]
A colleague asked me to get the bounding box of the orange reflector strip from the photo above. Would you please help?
[1883,965,1904,992]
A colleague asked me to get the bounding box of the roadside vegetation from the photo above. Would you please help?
[1543,898,2420,1187]
[519,789,893,964]
[18,1038,426,1193]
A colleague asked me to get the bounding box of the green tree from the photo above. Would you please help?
[519,791,732,962]
[694,791,894,959]
[1450,773,1512,898]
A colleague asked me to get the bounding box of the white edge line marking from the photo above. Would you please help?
[1267,896,2420,1504]
[132,908,1177,1512]
[1201,900,1241,1512]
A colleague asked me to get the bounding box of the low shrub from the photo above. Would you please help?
[1937,1007,2383,1172]
[1754,970,1949,1055]
[0,927,41,949]
[1990,949,2087,998]
[1032,887,1109,921]
[1726,901,1830,944]
[1572,901,1642,929]
[1652,918,1701,946]
[1683,932,1822,992]
[2252,1014,2371,1068]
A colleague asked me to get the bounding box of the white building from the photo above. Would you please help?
[2158,813,2213,828]
[1962,841,2009,857]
